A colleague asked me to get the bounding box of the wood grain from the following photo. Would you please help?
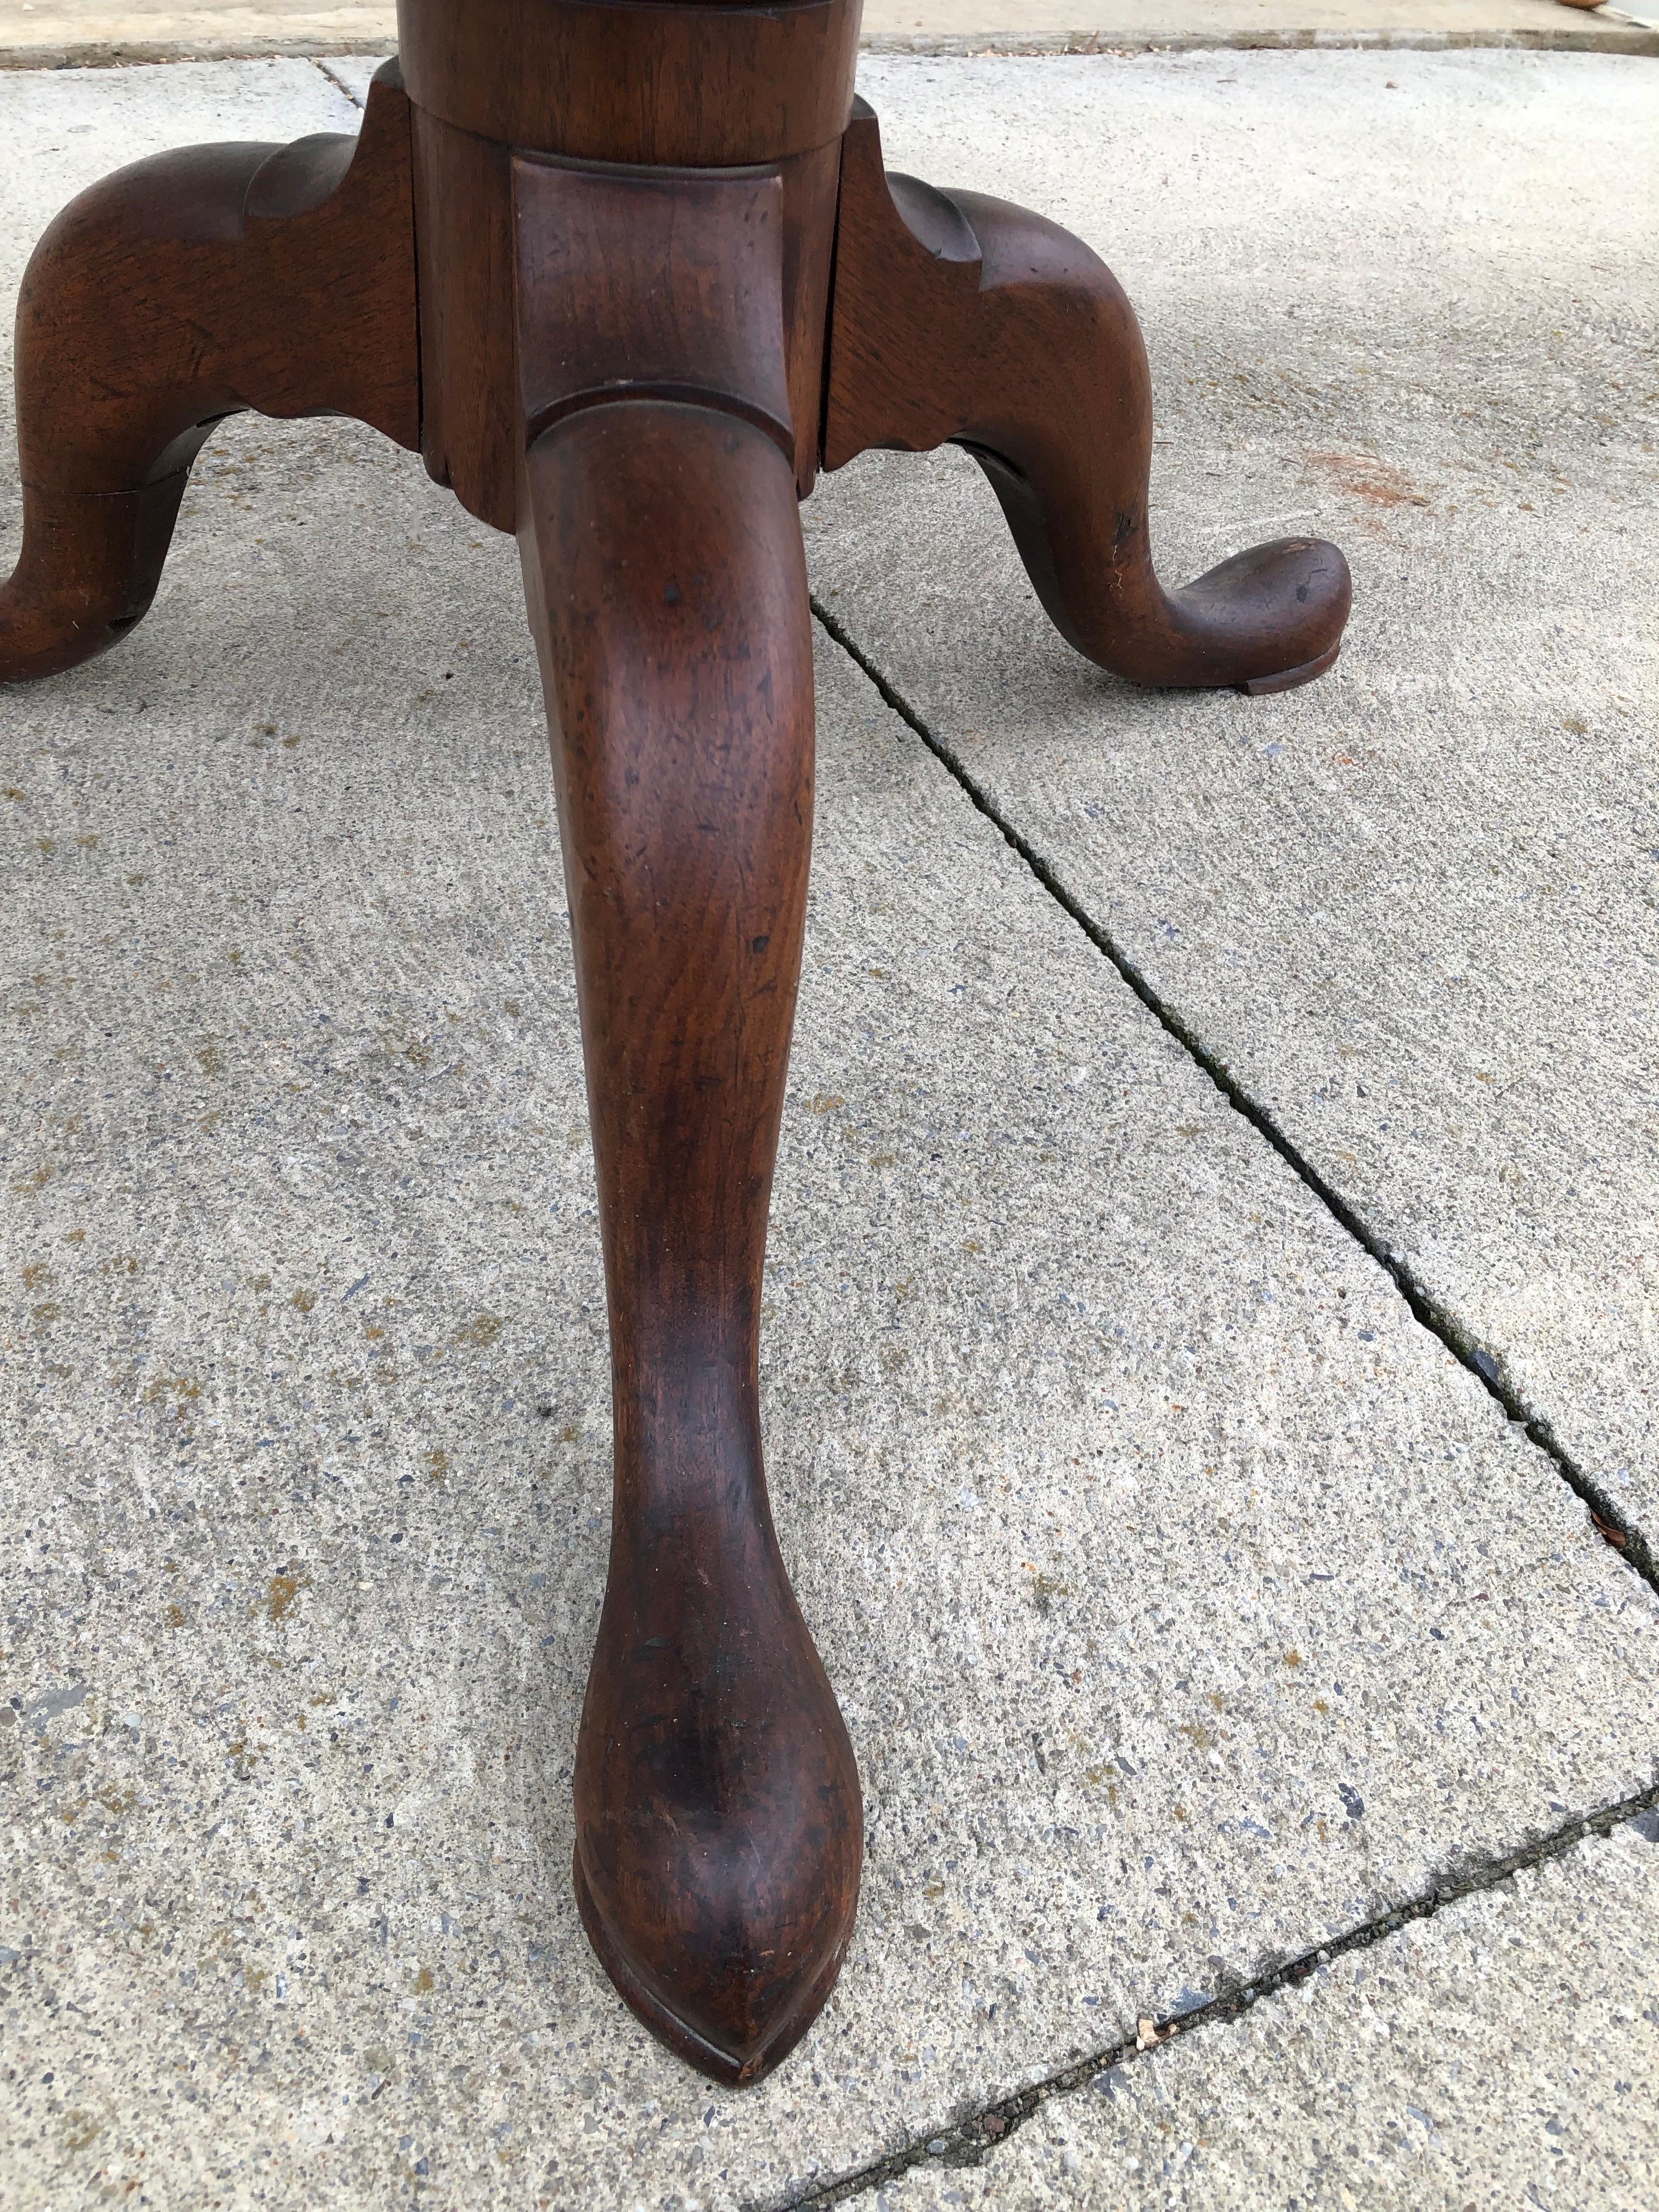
[397,0,863,165]
[1,2,1355,2088]
[411,105,516,531]
[825,99,1352,691]
[514,158,795,455]
[510,144,861,2083]
[0,60,417,680]
[520,401,862,2086]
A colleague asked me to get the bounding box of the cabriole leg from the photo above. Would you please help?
[0,64,417,682]
[519,400,862,2086]
[825,100,1352,693]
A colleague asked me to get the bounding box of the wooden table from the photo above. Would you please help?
[0,0,1350,2085]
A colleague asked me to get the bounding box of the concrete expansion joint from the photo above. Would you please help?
[786,1776,1659,2210]
[809,597,1659,1604]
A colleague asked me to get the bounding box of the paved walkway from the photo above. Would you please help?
[2,36,1656,2212]
[1,0,1657,63]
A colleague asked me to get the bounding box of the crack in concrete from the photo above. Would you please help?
[310,54,365,108]
[777,1780,1659,2210]
[809,596,1657,1598]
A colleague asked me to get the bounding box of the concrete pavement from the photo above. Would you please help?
[2,0,1657,65]
[802,43,1659,1564]
[842,1818,1659,2210]
[2,40,1656,2212]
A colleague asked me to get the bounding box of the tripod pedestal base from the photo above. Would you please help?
[0,24,1350,2085]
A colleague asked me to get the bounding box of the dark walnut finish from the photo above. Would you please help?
[0,64,416,680]
[523,403,860,2084]
[0,0,1352,2084]
[827,100,1351,692]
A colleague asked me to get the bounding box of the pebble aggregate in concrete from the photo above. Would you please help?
[2,53,1655,2212]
